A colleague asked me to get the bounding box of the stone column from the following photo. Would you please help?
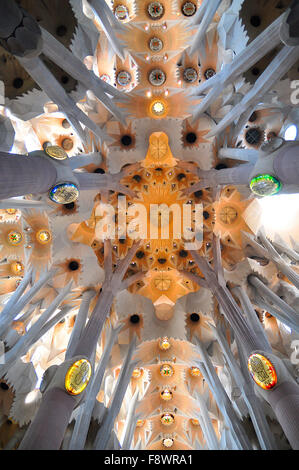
[0,152,57,199]
[251,351,299,450]
[19,387,77,450]
[273,144,299,186]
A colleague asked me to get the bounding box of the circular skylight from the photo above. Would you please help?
[284,124,298,141]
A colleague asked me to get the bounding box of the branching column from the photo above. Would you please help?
[0,152,57,199]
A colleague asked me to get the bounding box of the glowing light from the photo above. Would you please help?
[25,389,40,404]
[160,388,173,400]
[10,261,24,275]
[5,209,17,215]
[35,364,45,389]
[248,353,277,390]
[162,438,174,447]
[159,337,171,350]
[136,419,145,427]
[151,100,166,117]
[284,124,297,141]
[189,366,200,377]
[258,193,299,233]
[65,359,92,395]
[191,418,200,425]
[146,91,152,98]
[132,368,143,378]
[36,229,52,244]
[160,413,174,426]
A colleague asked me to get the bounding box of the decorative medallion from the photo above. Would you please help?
[250,174,282,196]
[147,2,164,20]
[160,364,174,377]
[65,358,92,395]
[117,70,132,86]
[189,366,200,377]
[160,413,175,426]
[45,145,68,161]
[7,231,23,246]
[148,68,166,86]
[132,368,143,378]
[114,5,129,20]
[149,37,163,52]
[159,337,171,350]
[219,206,238,225]
[204,68,216,80]
[136,419,145,427]
[248,353,277,390]
[154,275,172,290]
[49,182,79,204]
[162,437,174,447]
[182,1,197,16]
[36,229,52,245]
[191,418,200,426]
[10,261,24,275]
[183,67,198,83]
[100,74,111,84]
[5,209,17,215]
[150,99,167,117]
[160,388,173,400]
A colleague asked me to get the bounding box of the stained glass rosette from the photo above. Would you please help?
[7,231,23,246]
[117,70,132,86]
[149,37,163,52]
[114,5,129,20]
[182,1,197,16]
[183,67,198,83]
[160,363,174,377]
[149,68,166,86]
[147,2,164,20]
